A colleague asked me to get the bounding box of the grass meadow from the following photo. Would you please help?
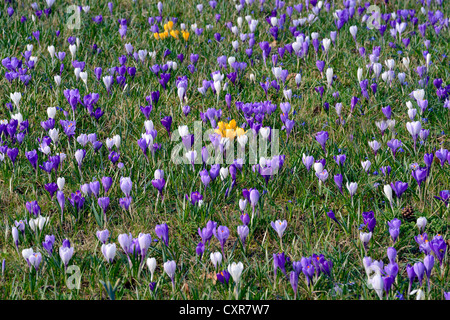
[0,0,449,300]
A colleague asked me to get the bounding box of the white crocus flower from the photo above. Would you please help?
[147,257,157,281]
[228,261,244,284]
[10,92,22,108]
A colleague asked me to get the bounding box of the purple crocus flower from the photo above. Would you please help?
[25,150,38,170]
[216,270,231,285]
[196,242,205,258]
[96,229,110,244]
[390,181,408,199]
[302,263,315,287]
[290,271,299,299]
[387,218,401,243]
[435,148,449,167]
[240,213,250,226]
[406,264,415,294]
[387,139,402,159]
[7,148,19,165]
[334,154,346,166]
[7,7,14,17]
[331,174,342,194]
[151,178,166,199]
[315,131,329,153]
[98,197,110,221]
[316,60,325,73]
[44,183,58,199]
[327,209,339,224]
[423,254,434,287]
[42,235,56,255]
[271,220,287,240]
[187,191,203,206]
[213,226,229,256]
[429,234,447,266]
[155,223,169,247]
[117,195,130,210]
[273,252,287,278]
[362,211,376,232]
[434,190,450,207]
[26,200,41,217]
[237,225,249,247]
[161,116,172,138]
[411,167,428,187]
[198,220,216,246]
[413,262,425,286]
[101,176,113,193]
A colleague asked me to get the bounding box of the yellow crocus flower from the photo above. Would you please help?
[226,119,237,130]
[170,30,180,39]
[163,21,174,32]
[182,31,190,41]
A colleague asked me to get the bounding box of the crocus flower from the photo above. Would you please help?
[138,233,152,259]
[98,197,110,225]
[290,271,299,299]
[273,252,287,279]
[101,243,116,263]
[346,182,358,198]
[302,263,315,288]
[96,229,109,244]
[302,154,314,171]
[387,218,401,243]
[435,148,448,167]
[410,289,425,300]
[187,191,203,206]
[161,116,172,137]
[147,257,156,281]
[360,232,372,250]
[196,242,205,258]
[434,190,450,207]
[25,150,38,170]
[327,210,339,224]
[28,252,42,271]
[417,217,427,232]
[119,177,132,197]
[367,265,384,300]
[271,220,287,240]
[406,121,421,151]
[249,189,260,218]
[227,261,244,284]
[423,254,434,287]
[429,234,447,266]
[334,174,343,194]
[315,131,329,153]
[155,223,169,246]
[216,270,231,285]
[59,243,74,270]
[387,139,402,158]
[412,167,427,187]
[214,226,229,256]
[163,260,176,290]
[42,235,55,255]
[413,262,425,286]
[390,181,408,199]
[118,233,132,255]
[237,225,249,247]
[101,176,113,193]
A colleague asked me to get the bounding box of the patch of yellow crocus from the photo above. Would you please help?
[214,120,246,140]
[153,21,189,41]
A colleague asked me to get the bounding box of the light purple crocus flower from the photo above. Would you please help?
[271,220,287,240]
